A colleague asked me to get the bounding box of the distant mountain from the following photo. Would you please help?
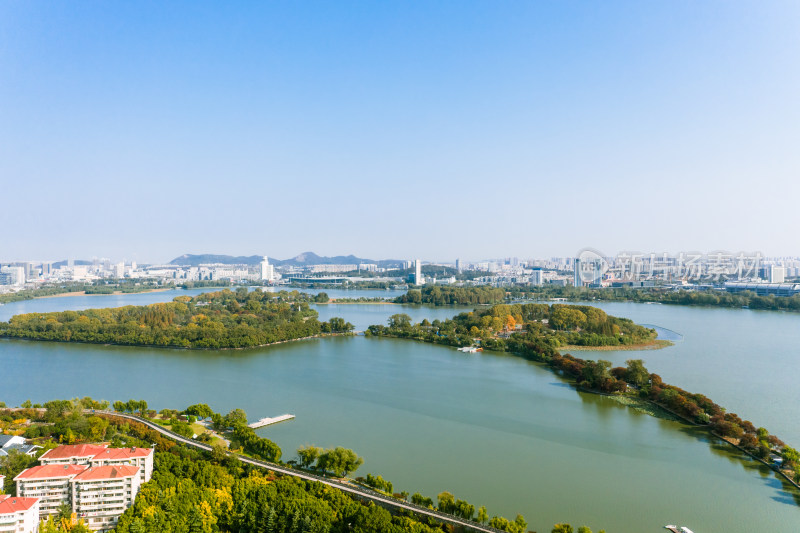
[169,252,404,268]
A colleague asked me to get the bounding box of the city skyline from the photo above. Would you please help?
[2,2,799,261]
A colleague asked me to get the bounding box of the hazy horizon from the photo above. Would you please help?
[2,2,798,262]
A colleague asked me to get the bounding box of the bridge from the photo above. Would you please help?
[94,410,506,533]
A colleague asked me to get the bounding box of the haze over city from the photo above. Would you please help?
[2,2,799,263]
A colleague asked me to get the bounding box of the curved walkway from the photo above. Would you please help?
[96,410,505,533]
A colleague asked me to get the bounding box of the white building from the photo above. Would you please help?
[769,265,786,283]
[310,264,357,274]
[530,269,543,286]
[15,464,86,516]
[0,436,38,458]
[260,256,275,282]
[0,267,25,286]
[40,444,153,485]
[38,444,107,467]
[414,259,424,286]
[0,495,39,533]
[89,448,153,485]
[71,465,141,532]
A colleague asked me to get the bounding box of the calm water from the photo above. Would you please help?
[1,292,799,532]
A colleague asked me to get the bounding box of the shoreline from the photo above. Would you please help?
[0,332,353,351]
[365,332,800,502]
[33,287,172,299]
[561,339,674,351]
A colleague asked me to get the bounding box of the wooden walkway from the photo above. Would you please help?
[248,414,295,429]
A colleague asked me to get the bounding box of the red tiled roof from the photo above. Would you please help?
[14,464,86,480]
[0,495,38,514]
[92,447,152,460]
[72,465,139,481]
[39,444,107,461]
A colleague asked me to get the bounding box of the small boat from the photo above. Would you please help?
[457,346,482,353]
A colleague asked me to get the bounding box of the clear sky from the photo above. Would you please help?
[1,1,798,264]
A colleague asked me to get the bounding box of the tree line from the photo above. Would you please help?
[0,288,354,349]
[510,285,800,312]
[367,303,656,350]
[394,286,507,306]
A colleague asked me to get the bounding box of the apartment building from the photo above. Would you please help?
[14,464,85,516]
[38,444,107,467]
[40,444,153,484]
[0,495,39,533]
[70,466,140,532]
[89,448,152,484]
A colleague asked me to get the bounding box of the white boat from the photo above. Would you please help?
[457,346,482,353]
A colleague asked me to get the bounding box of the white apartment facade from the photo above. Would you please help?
[70,466,140,532]
[14,464,85,516]
[39,444,153,484]
[0,495,39,533]
[38,444,107,467]
[89,448,153,484]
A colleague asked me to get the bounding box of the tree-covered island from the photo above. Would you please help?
[368,303,661,351]
[0,288,354,349]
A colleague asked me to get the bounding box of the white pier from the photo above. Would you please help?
[248,414,295,429]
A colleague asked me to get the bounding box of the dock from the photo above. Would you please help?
[248,414,295,429]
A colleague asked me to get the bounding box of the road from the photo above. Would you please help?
[97,410,506,533]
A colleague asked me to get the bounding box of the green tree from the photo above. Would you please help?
[624,359,650,387]
[437,491,455,514]
[297,445,322,469]
[781,446,799,468]
[388,314,412,329]
[185,403,214,419]
[224,408,248,428]
[477,505,488,524]
[578,527,593,533]
[552,524,574,533]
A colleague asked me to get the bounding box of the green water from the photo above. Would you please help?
[0,293,798,532]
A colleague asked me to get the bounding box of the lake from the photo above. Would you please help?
[1,290,798,532]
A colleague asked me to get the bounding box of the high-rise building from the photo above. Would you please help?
[573,258,582,287]
[769,266,786,283]
[455,259,462,273]
[414,259,423,285]
[0,266,25,286]
[260,256,275,282]
[531,268,543,286]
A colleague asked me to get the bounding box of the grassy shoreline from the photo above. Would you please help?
[562,339,674,351]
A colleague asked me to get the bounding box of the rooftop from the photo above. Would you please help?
[14,464,86,480]
[0,495,38,514]
[39,443,107,460]
[72,465,139,481]
[93,447,152,460]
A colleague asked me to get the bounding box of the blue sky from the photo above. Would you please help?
[1,1,798,263]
